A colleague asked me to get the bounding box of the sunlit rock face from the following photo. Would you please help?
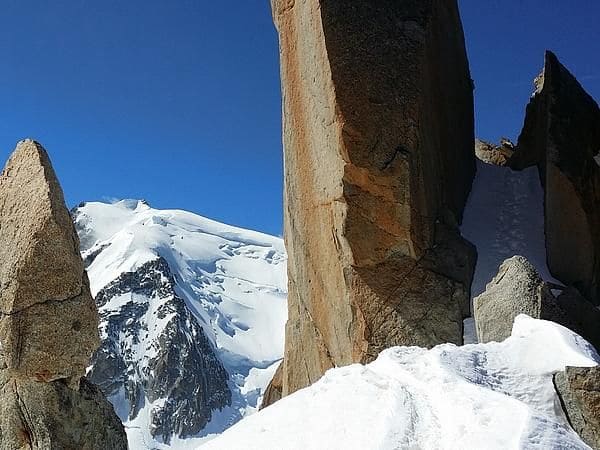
[268,0,476,402]
[0,140,126,449]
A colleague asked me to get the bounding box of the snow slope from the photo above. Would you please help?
[462,160,555,300]
[461,160,558,343]
[203,315,599,450]
[74,200,287,448]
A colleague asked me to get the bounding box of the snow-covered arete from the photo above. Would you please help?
[203,315,599,450]
[73,200,287,449]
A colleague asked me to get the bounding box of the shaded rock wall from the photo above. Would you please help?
[510,51,600,305]
[271,0,476,399]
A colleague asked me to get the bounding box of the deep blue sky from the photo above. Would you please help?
[0,1,598,236]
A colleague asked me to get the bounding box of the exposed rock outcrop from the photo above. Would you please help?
[0,140,99,384]
[509,51,600,306]
[87,257,231,443]
[0,373,127,450]
[474,256,600,349]
[0,140,127,449]
[474,256,557,343]
[554,366,600,449]
[260,362,283,409]
[270,0,476,401]
[475,138,515,166]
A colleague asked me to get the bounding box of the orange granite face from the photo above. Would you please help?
[267,0,476,403]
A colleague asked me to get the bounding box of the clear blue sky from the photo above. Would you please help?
[0,1,598,236]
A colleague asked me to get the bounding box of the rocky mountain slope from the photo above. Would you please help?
[204,315,599,450]
[72,200,287,448]
[509,51,600,307]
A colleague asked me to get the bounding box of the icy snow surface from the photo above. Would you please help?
[202,316,599,450]
[462,160,555,300]
[75,200,287,449]
[461,160,558,342]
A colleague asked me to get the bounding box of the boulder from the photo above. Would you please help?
[509,51,600,306]
[554,366,600,449]
[271,0,476,401]
[0,140,127,449]
[474,256,600,350]
[474,256,558,343]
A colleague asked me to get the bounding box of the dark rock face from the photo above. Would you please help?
[87,257,231,443]
[510,51,600,306]
[555,287,600,352]
[554,366,600,449]
[270,0,476,402]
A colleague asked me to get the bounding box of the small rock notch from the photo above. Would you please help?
[0,140,127,449]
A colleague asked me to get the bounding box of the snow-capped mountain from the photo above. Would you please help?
[72,199,287,449]
[203,315,599,450]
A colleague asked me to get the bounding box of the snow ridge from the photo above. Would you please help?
[204,316,599,450]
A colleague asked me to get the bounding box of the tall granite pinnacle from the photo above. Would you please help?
[0,140,127,449]
[267,0,477,403]
[510,51,600,306]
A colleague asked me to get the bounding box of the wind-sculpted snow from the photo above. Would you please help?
[73,200,287,448]
[203,316,599,450]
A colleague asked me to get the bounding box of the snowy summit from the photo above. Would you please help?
[73,200,287,449]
